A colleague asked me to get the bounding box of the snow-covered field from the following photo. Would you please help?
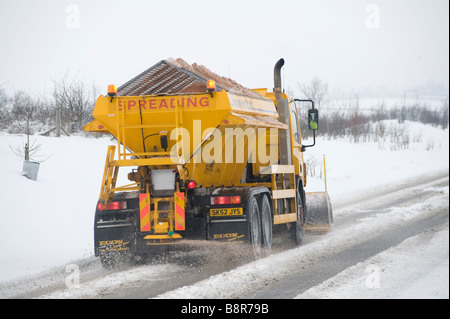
[0,133,111,282]
[0,120,448,298]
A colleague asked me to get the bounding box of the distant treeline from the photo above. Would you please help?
[299,101,449,143]
[1,82,448,142]
[0,74,97,136]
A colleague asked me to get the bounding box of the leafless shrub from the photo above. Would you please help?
[388,124,410,151]
[305,155,320,177]
[10,139,49,162]
[374,121,387,142]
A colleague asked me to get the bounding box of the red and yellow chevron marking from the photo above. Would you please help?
[140,193,150,232]
[174,192,185,231]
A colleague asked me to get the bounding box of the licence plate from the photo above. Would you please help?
[210,207,243,217]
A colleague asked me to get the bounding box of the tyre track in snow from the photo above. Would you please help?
[244,171,449,298]
[157,170,448,299]
[4,240,256,299]
[247,205,448,298]
[3,170,448,299]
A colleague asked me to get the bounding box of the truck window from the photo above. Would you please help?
[290,102,300,143]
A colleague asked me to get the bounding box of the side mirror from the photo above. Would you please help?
[308,109,319,130]
[159,130,168,151]
[294,99,317,152]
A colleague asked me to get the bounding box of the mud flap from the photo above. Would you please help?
[305,191,333,233]
[94,225,134,256]
[208,221,250,244]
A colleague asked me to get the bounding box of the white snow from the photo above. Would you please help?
[0,133,112,282]
[154,187,449,299]
[0,120,448,299]
[296,222,449,299]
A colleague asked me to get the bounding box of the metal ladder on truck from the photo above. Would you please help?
[99,97,185,242]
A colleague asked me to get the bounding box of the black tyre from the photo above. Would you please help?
[291,190,305,245]
[247,195,262,256]
[260,194,273,251]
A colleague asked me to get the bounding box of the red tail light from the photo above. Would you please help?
[211,196,241,205]
[187,180,197,189]
[98,201,127,211]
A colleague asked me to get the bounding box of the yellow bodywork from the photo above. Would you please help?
[85,89,309,238]
[84,90,306,185]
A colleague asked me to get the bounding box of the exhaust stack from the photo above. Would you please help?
[273,58,291,165]
[273,58,285,99]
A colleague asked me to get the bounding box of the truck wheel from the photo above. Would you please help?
[260,194,273,251]
[248,195,262,256]
[291,190,305,245]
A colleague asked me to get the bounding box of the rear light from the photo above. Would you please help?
[186,180,197,189]
[211,196,241,205]
[97,201,127,211]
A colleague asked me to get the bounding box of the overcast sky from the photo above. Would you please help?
[0,0,448,98]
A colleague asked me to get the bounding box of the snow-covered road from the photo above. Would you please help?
[155,172,449,299]
[2,171,447,299]
[0,120,448,299]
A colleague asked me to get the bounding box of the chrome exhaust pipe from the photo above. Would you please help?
[273,58,285,98]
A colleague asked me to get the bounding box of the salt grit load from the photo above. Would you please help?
[84,58,333,268]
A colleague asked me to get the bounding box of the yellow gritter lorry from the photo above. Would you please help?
[84,58,333,268]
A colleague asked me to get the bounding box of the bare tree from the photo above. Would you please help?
[10,91,37,136]
[7,91,49,162]
[440,102,449,130]
[0,87,9,129]
[298,77,329,108]
[10,139,47,162]
[52,72,96,133]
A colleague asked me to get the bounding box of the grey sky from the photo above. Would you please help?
[0,0,448,98]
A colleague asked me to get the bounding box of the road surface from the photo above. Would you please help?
[2,170,448,299]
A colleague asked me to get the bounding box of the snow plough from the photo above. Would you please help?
[84,58,333,268]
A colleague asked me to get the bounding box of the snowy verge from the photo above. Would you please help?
[296,222,449,299]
